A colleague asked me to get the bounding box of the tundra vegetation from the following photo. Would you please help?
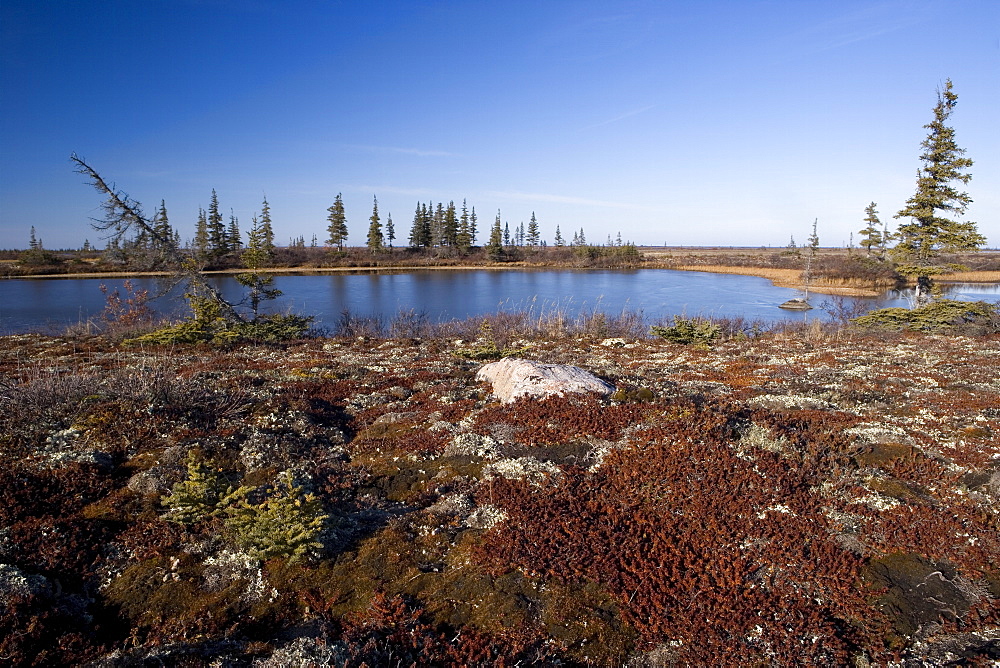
[1,302,999,665]
[1,80,997,663]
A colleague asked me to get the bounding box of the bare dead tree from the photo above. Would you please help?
[71,153,243,322]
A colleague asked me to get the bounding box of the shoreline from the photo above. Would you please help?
[7,264,998,298]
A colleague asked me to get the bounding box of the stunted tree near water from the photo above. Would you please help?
[892,79,984,305]
[71,153,240,321]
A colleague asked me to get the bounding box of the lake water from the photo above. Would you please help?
[2,269,998,334]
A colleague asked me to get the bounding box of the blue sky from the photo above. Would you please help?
[1,0,998,249]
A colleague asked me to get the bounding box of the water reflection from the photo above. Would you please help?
[2,269,997,334]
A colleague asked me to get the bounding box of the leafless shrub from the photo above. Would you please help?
[333,309,385,338]
[821,295,878,326]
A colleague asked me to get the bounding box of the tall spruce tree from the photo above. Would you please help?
[457,199,472,251]
[487,210,503,258]
[858,202,883,257]
[238,215,282,317]
[326,193,348,250]
[408,202,423,247]
[206,189,228,258]
[526,212,540,247]
[468,206,478,246]
[893,79,984,304]
[367,196,384,252]
[554,225,565,247]
[259,197,275,261]
[152,200,174,249]
[227,210,242,253]
[385,213,395,249]
[193,208,210,261]
[431,202,445,247]
[443,201,458,247]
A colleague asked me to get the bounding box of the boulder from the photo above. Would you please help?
[476,358,614,404]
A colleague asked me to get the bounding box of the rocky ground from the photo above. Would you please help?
[1,326,999,666]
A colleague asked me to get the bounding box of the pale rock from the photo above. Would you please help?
[475,357,614,404]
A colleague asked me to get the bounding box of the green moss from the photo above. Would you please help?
[863,552,973,639]
[611,387,655,403]
[868,477,930,505]
[853,442,914,467]
[539,579,636,665]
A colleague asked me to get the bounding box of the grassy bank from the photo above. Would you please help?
[2,313,999,665]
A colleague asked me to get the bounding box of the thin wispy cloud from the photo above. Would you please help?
[585,104,657,130]
[788,1,928,54]
[486,190,646,210]
[348,144,458,158]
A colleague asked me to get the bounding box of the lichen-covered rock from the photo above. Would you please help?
[475,358,614,403]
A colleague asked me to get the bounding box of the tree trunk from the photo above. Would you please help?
[914,275,933,307]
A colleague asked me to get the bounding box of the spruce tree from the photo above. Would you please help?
[432,202,445,247]
[385,213,394,249]
[457,199,472,251]
[28,226,39,250]
[152,200,174,247]
[193,208,210,261]
[554,225,565,247]
[893,79,984,304]
[326,193,348,250]
[858,202,883,257]
[259,197,276,261]
[526,212,540,247]
[238,214,282,316]
[469,207,478,246]
[367,196,384,252]
[409,202,423,247]
[227,210,242,253]
[487,210,503,258]
[503,222,511,246]
[207,189,227,258]
[443,201,458,247]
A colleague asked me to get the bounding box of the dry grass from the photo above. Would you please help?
[938,270,1000,283]
[673,265,885,296]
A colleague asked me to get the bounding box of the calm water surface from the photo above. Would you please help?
[2,269,998,334]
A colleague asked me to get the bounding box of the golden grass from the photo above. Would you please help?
[938,270,1000,283]
[673,265,885,297]
[675,264,799,282]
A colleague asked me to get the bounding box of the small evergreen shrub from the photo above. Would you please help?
[852,300,999,333]
[651,316,722,347]
[162,451,251,524]
[225,471,327,563]
[231,314,313,343]
[127,295,238,346]
[453,320,529,360]
[127,296,312,346]
[162,454,328,563]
